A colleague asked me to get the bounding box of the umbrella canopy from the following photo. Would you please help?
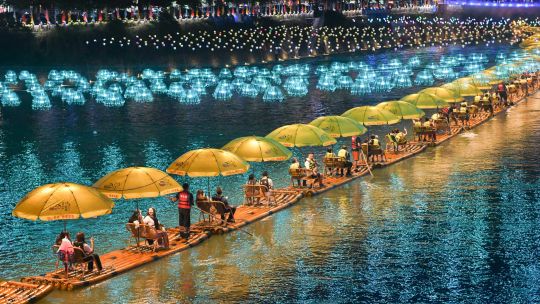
[441,81,482,97]
[341,106,401,126]
[420,87,464,103]
[266,124,337,147]
[222,136,292,162]
[93,167,182,199]
[309,116,368,138]
[481,68,503,85]
[375,100,425,120]
[12,183,115,221]
[400,92,449,109]
[166,148,250,177]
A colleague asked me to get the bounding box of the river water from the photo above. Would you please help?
[2,43,539,302]
[39,91,540,303]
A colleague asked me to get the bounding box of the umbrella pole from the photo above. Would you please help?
[207,178,211,198]
[63,220,67,233]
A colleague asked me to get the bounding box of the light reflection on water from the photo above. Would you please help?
[36,94,540,302]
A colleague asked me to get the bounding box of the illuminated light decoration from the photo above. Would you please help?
[31,91,52,110]
[170,69,183,80]
[252,76,270,92]
[5,70,18,84]
[388,58,403,69]
[187,69,202,79]
[1,90,20,106]
[200,69,217,86]
[315,65,329,75]
[234,66,250,79]
[350,80,372,96]
[259,68,272,77]
[393,74,412,88]
[240,83,259,98]
[434,66,456,80]
[150,79,168,94]
[494,66,510,79]
[373,76,394,92]
[218,68,233,79]
[96,69,116,82]
[496,53,507,64]
[425,62,438,70]
[52,86,65,97]
[272,65,284,75]
[77,78,91,92]
[471,73,491,88]
[283,77,308,97]
[141,68,156,80]
[231,78,245,92]
[48,70,63,82]
[43,80,60,91]
[168,82,185,99]
[262,86,285,102]
[330,62,349,73]
[317,74,337,92]
[212,82,233,101]
[118,73,131,83]
[347,61,358,71]
[414,69,435,86]
[407,56,421,68]
[19,70,31,81]
[179,89,200,104]
[191,82,207,96]
[108,83,124,95]
[464,63,485,74]
[356,62,369,71]
[336,75,354,89]
[97,90,125,107]
[469,53,488,63]
[270,73,282,85]
[62,88,86,105]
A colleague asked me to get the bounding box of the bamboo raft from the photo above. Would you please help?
[3,88,538,303]
[0,281,53,304]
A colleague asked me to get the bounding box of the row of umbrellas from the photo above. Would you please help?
[11,49,537,230]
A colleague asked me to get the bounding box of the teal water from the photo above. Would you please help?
[2,43,538,302]
[39,91,540,303]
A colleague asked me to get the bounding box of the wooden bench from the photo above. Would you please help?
[126,223,163,251]
[289,168,313,188]
[243,184,275,206]
[323,157,346,175]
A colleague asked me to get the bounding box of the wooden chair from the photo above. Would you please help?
[139,224,161,252]
[54,245,87,279]
[433,118,450,135]
[243,184,275,206]
[323,157,345,175]
[126,223,142,247]
[289,168,312,187]
[362,143,384,162]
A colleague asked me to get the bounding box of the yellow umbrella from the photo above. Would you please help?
[12,183,115,230]
[222,136,292,162]
[375,100,425,120]
[93,167,182,199]
[400,92,449,109]
[265,124,337,147]
[341,106,401,125]
[469,74,493,90]
[309,116,368,138]
[420,87,464,103]
[481,68,503,85]
[441,81,482,97]
[166,148,250,177]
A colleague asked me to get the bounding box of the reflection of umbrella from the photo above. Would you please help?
[441,81,482,97]
[309,116,367,138]
[12,183,115,231]
[93,167,182,199]
[266,124,337,147]
[400,92,449,109]
[420,87,464,103]
[222,136,292,162]
[341,106,401,125]
[375,100,425,119]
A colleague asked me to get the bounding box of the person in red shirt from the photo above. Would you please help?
[170,183,193,240]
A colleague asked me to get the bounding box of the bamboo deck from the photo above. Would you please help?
[2,88,538,303]
[0,281,53,304]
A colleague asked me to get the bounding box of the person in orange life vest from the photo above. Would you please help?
[170,183,193,239]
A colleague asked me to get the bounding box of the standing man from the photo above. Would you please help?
[170,183,193,240]
[337,145,353,177]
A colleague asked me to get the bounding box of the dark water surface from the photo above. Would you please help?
[2,43,539,302]
[40,91,540,303]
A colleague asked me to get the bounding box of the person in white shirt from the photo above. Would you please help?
[260,171,274,203]
[305,153,325,188]
[142,207,169,249]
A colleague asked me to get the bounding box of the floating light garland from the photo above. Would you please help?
[262,86,285,102]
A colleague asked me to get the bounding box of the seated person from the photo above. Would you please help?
[141,207,169,249]
[395,128,407,144]
[196,189,208,202]
[337,145,352,177]
[73,232,103,273]
[324,148,336,159]
[423,118,436,141]
[56,232,74,271]
[289,158,305,187]
[212,187,236,223]
[305,153,325,188]
[260,171,274,203]
[245,175,259,205]
[368,135,385,162]
[128,209,143,224]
